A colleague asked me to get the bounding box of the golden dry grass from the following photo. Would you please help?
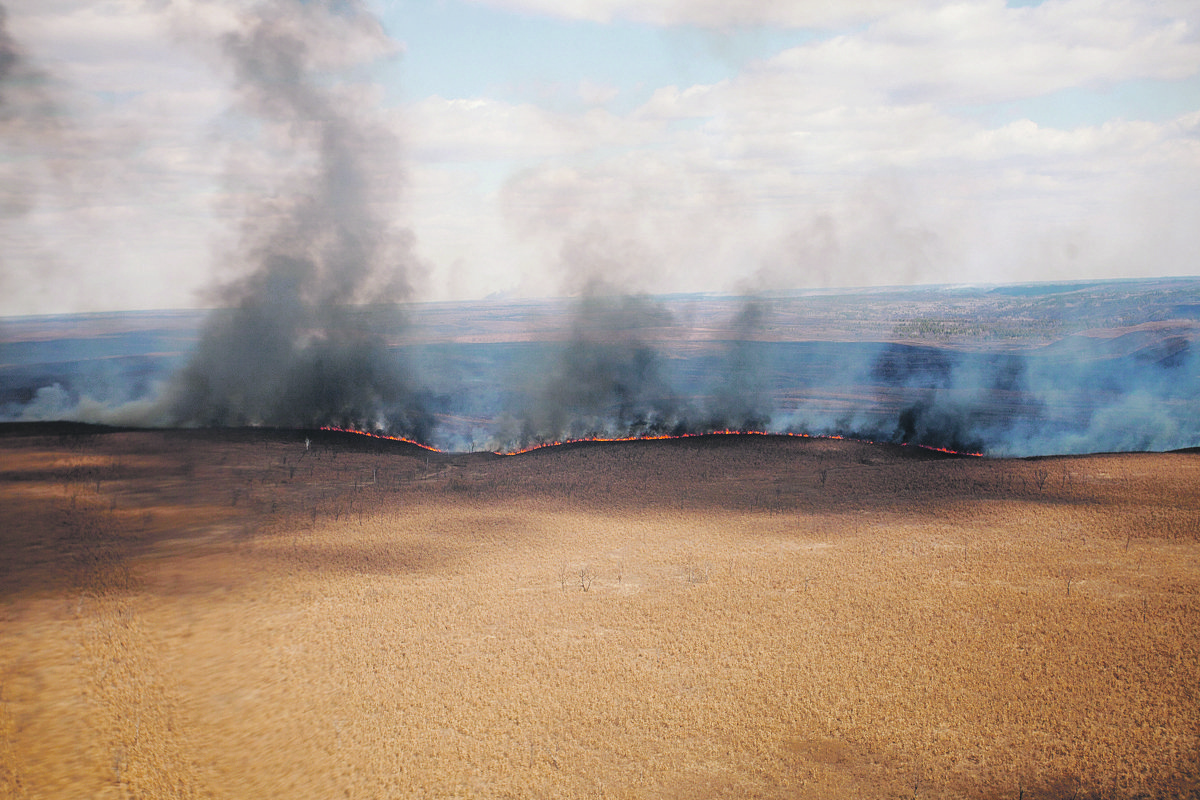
[1,430,1197,799]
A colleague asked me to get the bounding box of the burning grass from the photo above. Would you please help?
[0,428,1197,798]
[321,422,985,458]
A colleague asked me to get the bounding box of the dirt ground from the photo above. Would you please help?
[1,428,1197,799]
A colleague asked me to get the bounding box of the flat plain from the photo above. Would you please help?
[1,427,1197,799]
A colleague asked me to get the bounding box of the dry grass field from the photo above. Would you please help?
[1,427,1197,799]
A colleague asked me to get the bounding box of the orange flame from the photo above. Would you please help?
[497,430,982,457]
[318,425,443,453]
[500,429,787,455]
[318,425,983,458]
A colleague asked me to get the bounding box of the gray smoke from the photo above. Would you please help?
[0,2,28,224]
[983,331,1200,456]
[0,4,17,101]
[704,297,772,431]
[770,320,1200,457]
[0,3,43,133]
[501,286,781,449]
[4,1,1195,456]
[499,280,1200,457]
[504,284,682,447]
[163,0,430,438]
[0,4,66,222]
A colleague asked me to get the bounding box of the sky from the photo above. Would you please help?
[1,0,1199,316]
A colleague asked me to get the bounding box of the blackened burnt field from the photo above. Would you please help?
[1,427,1198,799]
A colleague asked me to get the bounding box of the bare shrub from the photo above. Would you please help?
[1034,467,1049,491]
[684,550,710,584]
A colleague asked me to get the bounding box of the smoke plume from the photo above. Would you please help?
[768,321,1200,457]
[0,4,18,108]
[0,3,72,241]
[2,2,1196,457]
[163,0,430,438]
[704,297,772,431]
[500,287,781,449]
[0,2,32,227]
[504,285,682,447]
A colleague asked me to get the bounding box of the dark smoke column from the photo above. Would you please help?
[508,286,683,448]
[166,0,431,440]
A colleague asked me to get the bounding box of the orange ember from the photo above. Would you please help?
[497,430,982,457]
[318,425,983,458]
[499,429,788,456]
[318,425,443,453]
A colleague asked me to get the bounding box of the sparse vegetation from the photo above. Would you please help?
[0,429,1197,798]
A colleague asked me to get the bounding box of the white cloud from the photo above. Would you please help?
[1,0,418,315]
[0,0,239,314]
[646,0,1200,116]
[3,0,1200,314]
[464,0,937,29]
[578,79,620,107]
[405,54,1200,295]
[406,96,655,162]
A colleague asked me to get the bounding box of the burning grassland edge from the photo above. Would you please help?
[6,285,1199,458]
[317,422,985,458]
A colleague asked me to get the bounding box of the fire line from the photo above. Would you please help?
[318,426,984,457]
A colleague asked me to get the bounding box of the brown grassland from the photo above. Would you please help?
[0,428,1197,799]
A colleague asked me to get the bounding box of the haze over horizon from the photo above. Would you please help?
[1,0,1199,317]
